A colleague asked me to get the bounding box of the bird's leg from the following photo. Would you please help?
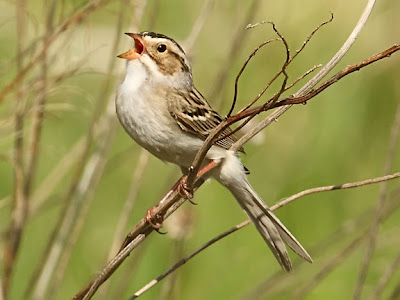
[145,160,219,232]
[179,160,220,203]
[144,175,187,233]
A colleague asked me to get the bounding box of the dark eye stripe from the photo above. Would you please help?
[170,51,190,73]
[141,31,186,54]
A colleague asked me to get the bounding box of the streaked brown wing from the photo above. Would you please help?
[167,87,244,153]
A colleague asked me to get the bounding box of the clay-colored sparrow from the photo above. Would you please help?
[116,31,312,271]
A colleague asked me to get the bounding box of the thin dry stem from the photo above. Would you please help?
[235,24,288,115]
[274,172,400,211]
[282,64,322,93]
[238,13,333,115]
[129,220,249,299]
[228,38,280,117]
[291,12,334,61]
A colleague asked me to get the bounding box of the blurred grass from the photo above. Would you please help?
[1,0,400,299]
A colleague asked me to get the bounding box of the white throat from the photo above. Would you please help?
[122,59,149,93]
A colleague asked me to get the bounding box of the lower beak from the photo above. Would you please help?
[117,49,141,60]
[117,33,145,60]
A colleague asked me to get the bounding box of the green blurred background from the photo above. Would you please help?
[1,0,400,299]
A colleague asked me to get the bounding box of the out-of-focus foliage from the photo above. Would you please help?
[0,0,399,299]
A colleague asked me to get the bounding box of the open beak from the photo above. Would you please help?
[117,33,145,60]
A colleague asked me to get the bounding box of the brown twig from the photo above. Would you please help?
[275,45,400,107]
[227,38,280,117]
[231,0,377,152]
[236,14,333,116]
[282,64,322,92]
[292,12,334,60]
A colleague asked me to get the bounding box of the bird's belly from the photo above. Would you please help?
[117,99,203,167]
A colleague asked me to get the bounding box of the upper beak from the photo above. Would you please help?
[117,33,145,60]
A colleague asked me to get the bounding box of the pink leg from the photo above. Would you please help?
[144,160,220,232]
[145,206,166,234]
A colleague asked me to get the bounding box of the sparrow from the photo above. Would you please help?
[116,31,312,271]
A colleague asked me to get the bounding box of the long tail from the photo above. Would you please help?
[213,151,313,271]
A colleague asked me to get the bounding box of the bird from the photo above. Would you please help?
[115,31,312,271]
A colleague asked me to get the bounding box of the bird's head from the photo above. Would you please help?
[118,32,192,88]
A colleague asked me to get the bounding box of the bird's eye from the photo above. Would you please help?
[157,44,167,53]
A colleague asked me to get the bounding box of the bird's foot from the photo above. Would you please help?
[145,206,167,234]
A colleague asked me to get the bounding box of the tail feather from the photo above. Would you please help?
[211,150,312,271]
[248,205,293,271]
[245,183,313,263]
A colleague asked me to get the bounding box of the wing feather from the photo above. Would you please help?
[167,87,244,153]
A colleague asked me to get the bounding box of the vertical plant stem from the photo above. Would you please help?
[209,0,260,106]
[353,89,400,300]
[23,0,57,206]
[3,0,26,296]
